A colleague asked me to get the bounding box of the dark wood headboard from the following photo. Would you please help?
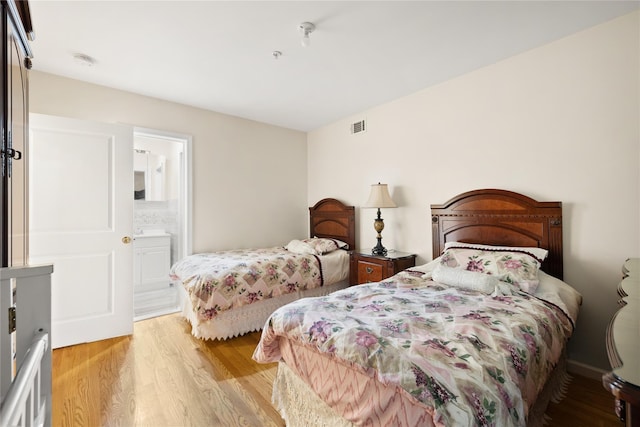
[431,189,563,280]
[309,198,356,251]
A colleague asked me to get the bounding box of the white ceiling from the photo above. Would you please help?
[27,1,639,132]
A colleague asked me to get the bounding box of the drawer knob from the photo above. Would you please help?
[366,267,374,274]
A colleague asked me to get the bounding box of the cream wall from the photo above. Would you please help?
[308,11,640,371]
[29,72,308,252]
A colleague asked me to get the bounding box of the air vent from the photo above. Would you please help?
[351,119,366,134]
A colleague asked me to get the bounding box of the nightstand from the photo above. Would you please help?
[350,250,417,285]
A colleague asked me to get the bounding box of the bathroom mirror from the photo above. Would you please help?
[134,149,167,201]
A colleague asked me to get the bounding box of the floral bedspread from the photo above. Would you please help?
[170,247,323,324]
[253,269,574,426]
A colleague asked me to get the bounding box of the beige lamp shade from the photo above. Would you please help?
[364,183,397,208]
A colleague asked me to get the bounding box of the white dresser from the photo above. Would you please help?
[133,232,178,320]
[1,264,53,427]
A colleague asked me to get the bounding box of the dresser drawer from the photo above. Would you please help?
[357,261,383,283]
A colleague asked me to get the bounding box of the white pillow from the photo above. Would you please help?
[313,236,350,250]
[285,239,319,255]
[432,263,506,295]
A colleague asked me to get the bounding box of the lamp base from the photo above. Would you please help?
[371,237,387,256]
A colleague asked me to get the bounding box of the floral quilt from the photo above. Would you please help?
[253,269,575,426]
[170,247,323,324]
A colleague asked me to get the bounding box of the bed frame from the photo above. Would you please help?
[309,198,356,250]
[431,188,563,279]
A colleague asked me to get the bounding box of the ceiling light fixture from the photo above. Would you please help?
[298,22,315,47]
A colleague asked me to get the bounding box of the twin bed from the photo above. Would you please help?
[170,198,356,340]
[251,189,582,427]
[170,189,581,426]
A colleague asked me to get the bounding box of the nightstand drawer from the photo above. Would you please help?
[350,250,416,285]
[357,261,383,283]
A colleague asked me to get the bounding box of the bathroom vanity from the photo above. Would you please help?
[133,231,178,320]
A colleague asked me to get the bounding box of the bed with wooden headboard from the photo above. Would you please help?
[254,189,581,427]
[171,198,355,341]
[431,188,563,279]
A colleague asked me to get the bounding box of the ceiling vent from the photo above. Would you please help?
[351,119,366,135]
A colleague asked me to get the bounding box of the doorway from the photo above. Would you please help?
[29,114,193,347]
[132,128,191,321]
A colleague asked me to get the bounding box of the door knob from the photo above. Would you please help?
[122,236,132,244]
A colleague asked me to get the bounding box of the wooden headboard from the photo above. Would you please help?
[309,198,356,251]
[431,189,563,280]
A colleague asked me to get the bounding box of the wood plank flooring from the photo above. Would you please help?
[52,313,621,427]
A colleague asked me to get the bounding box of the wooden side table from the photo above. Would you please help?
[350,250,416,285]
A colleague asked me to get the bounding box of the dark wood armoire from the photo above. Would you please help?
[0,0,33,267]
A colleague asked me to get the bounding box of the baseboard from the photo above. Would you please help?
[567,359,607,381]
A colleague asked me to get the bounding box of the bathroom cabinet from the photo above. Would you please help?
[133,233,178,319]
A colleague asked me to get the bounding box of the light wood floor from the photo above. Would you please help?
[52,313,621,427]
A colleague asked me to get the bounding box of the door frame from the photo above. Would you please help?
[133,127,192,260]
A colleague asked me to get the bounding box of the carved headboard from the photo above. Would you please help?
[431,189,563,280]
[309,198,356,251]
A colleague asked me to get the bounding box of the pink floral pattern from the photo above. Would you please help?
[170,247,322,323]
[441,247,544,293]
[255,270,574,426]
[301,238,343,254]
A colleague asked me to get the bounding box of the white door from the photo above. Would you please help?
[29,114,134,348]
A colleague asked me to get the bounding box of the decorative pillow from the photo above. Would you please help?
[285,239,319,255]
[443,241,548,263]
[303,237,348,254]
[312,236,349,250]
[440,242,546,293]
[432,263,503,294]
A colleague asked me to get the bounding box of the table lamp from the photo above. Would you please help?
[363,183,396,256]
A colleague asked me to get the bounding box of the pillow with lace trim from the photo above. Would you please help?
[440,242,546,293]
